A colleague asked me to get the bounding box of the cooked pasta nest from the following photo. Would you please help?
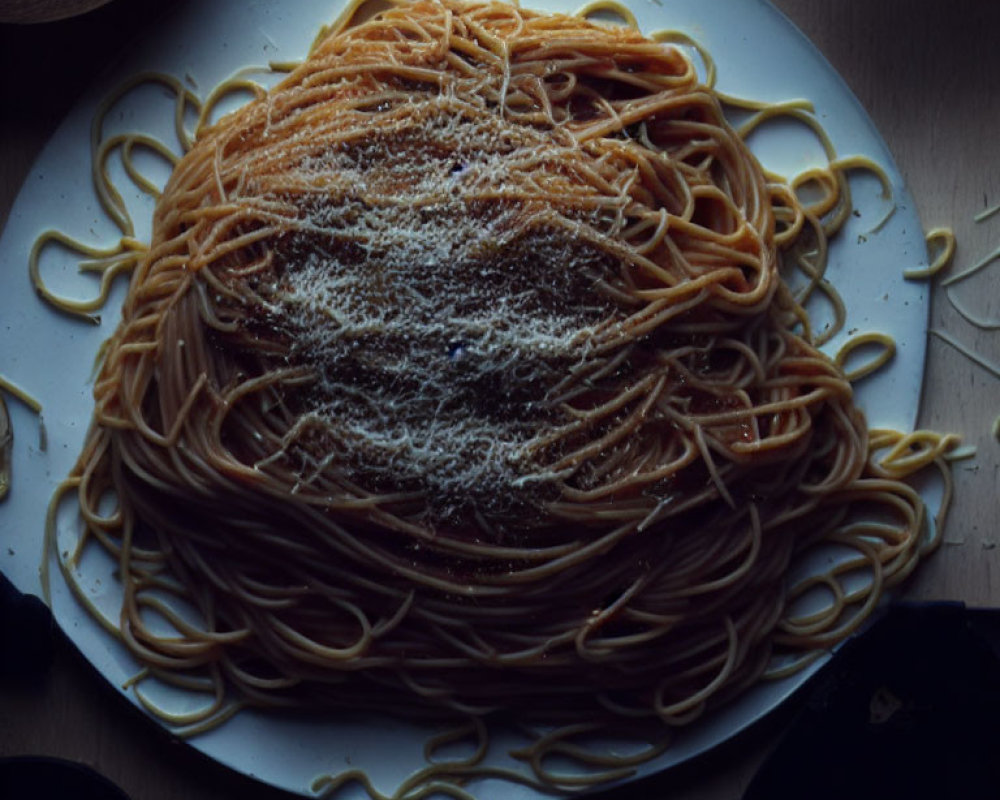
[52,0,943,769]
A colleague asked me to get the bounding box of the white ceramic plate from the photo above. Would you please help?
[0,1,931,797]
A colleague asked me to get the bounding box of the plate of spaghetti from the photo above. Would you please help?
[0,0,952,797]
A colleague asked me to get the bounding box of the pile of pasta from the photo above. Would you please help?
[65,0,938,753]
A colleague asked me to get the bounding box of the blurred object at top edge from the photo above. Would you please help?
[0,0,116,24]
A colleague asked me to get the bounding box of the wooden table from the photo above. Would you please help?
[1,1,998,798]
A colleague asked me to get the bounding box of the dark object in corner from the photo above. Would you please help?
[0,571,54,683]
[0,756,130,800]
[743,602,1000,800]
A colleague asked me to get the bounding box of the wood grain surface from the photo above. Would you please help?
[1,1,998,798]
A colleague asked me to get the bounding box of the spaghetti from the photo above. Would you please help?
[47,0,953,793]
